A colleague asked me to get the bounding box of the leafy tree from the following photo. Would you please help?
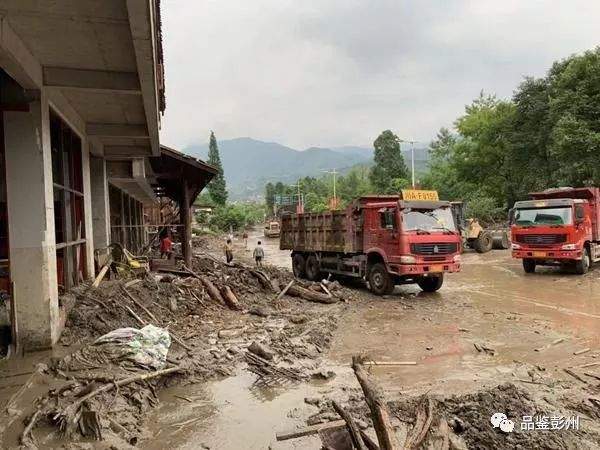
[265,182,275,214]
[369,130,409,194]
[207,131,228,205]
[209,203,264,231]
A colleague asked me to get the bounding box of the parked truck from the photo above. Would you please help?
[280,191,462,294]
[510,187,600,274]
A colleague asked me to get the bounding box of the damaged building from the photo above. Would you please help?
[0,2,215,352]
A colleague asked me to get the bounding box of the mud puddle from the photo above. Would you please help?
[141,366,351,450]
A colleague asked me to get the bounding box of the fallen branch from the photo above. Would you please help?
[404,398,434,449]
[276,420,346,441]
[363,361,417,367]
[564,368,588,385]
[287,284,339,304]
[220,285,241,310]
[332,400,367,450]
[351,356,398,450]
[276,280,295,301]
[20,409,41,446]
[53,366,183,436]
[121,286,159,323]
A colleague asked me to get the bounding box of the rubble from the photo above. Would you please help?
[10,240,354,447]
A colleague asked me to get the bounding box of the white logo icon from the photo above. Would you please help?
[500,419,515,433]
[491,412,514,433]
[491,413,507,427]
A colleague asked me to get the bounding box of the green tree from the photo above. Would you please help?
[369,130,409,194]
[206,131,228,205]
[265,182,275,214]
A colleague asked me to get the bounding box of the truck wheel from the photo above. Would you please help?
[492,231,510,250]
[575,248,590,275]
[292,254,306,279]
[417,274,443,292]
[368,263,393,296]
[305,254,321,281]
[474,232,493,253]
[522,258,536,273]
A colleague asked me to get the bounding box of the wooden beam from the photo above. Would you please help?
[43,67,141,94]
[86,123,148,138]
[104,145,152,158]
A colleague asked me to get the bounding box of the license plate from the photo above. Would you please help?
[430,265,443,273]
[533,251,545,257]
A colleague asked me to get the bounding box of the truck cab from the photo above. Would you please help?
[511,187,600,274]
[361,197,462,293]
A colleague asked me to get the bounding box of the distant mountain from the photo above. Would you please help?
[184,137,430,200]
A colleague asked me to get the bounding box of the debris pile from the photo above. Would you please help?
[16,252,351,446]
[279,355,599,449]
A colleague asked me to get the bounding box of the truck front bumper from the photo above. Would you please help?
[393,262,461,275]
[512,249,582,260]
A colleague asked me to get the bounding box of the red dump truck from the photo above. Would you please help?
[280,191,462,294]
[511,187,600,274]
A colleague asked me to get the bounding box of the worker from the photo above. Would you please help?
[224,238,234,264]
[242,230,249,249]
[253,240,265,267]
[160,231,173,260]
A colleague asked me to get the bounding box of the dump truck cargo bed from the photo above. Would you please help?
[280,209,361,253]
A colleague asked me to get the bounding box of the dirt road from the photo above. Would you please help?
[138,241,600,449]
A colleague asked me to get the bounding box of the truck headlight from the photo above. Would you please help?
[400,255,417,264]
[511,243,521,250]
[453,254,461,263]
[561,243,577,250]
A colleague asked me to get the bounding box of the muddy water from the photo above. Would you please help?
[329,250,600,394]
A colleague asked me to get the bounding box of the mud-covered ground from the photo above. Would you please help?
[2,229,600,449]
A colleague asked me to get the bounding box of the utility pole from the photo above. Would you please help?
[400,138,417,188]
[290,180,304,213]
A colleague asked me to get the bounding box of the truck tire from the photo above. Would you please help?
[492,231,510,250]
[474,231,493,253]
[368,263,393,296]
[417,274,444,292]
[522,258,536,273]
[305,254,321,281]
[575,248,590,275]
[292,253,306,279]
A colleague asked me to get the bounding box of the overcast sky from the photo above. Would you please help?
[159,0,599,150]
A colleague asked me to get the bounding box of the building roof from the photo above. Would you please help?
[149,146,218,206]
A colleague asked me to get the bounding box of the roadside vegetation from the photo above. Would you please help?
[421,47,600,221]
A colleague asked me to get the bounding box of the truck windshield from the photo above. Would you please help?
[514,207,572,226]
[402,207,456,232]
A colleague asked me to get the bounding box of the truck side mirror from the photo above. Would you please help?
[575,205,585,223]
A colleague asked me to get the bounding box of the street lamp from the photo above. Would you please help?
[399,138,417,188]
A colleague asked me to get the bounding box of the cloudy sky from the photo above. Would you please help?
[160,0,599,150]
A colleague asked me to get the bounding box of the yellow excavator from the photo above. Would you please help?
[451,201,510,253]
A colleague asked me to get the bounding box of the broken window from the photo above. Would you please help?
[50,111,86,292]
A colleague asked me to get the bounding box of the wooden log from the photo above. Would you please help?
[363,361,417,367]
[360,429,381,450]
[276,280,295,301]
[287,284,339,304]
[351,356,399,450]
[276,420,346,441]
[574,348,591,356]
[92,262,111,288]
[182,266,225,305]
[220,285,241,310]
[404,398,434,449]
[332,400,368,450]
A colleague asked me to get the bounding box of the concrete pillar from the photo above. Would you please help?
[81,143,95,280]
[90,156,110,257]
[4,92,59,350]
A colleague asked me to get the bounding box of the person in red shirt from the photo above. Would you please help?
[160,231,173,260]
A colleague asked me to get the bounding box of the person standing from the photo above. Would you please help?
[253,240,265,267]
[160,231,173,260]
[242,230,249,250]
[224,238,234,264]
